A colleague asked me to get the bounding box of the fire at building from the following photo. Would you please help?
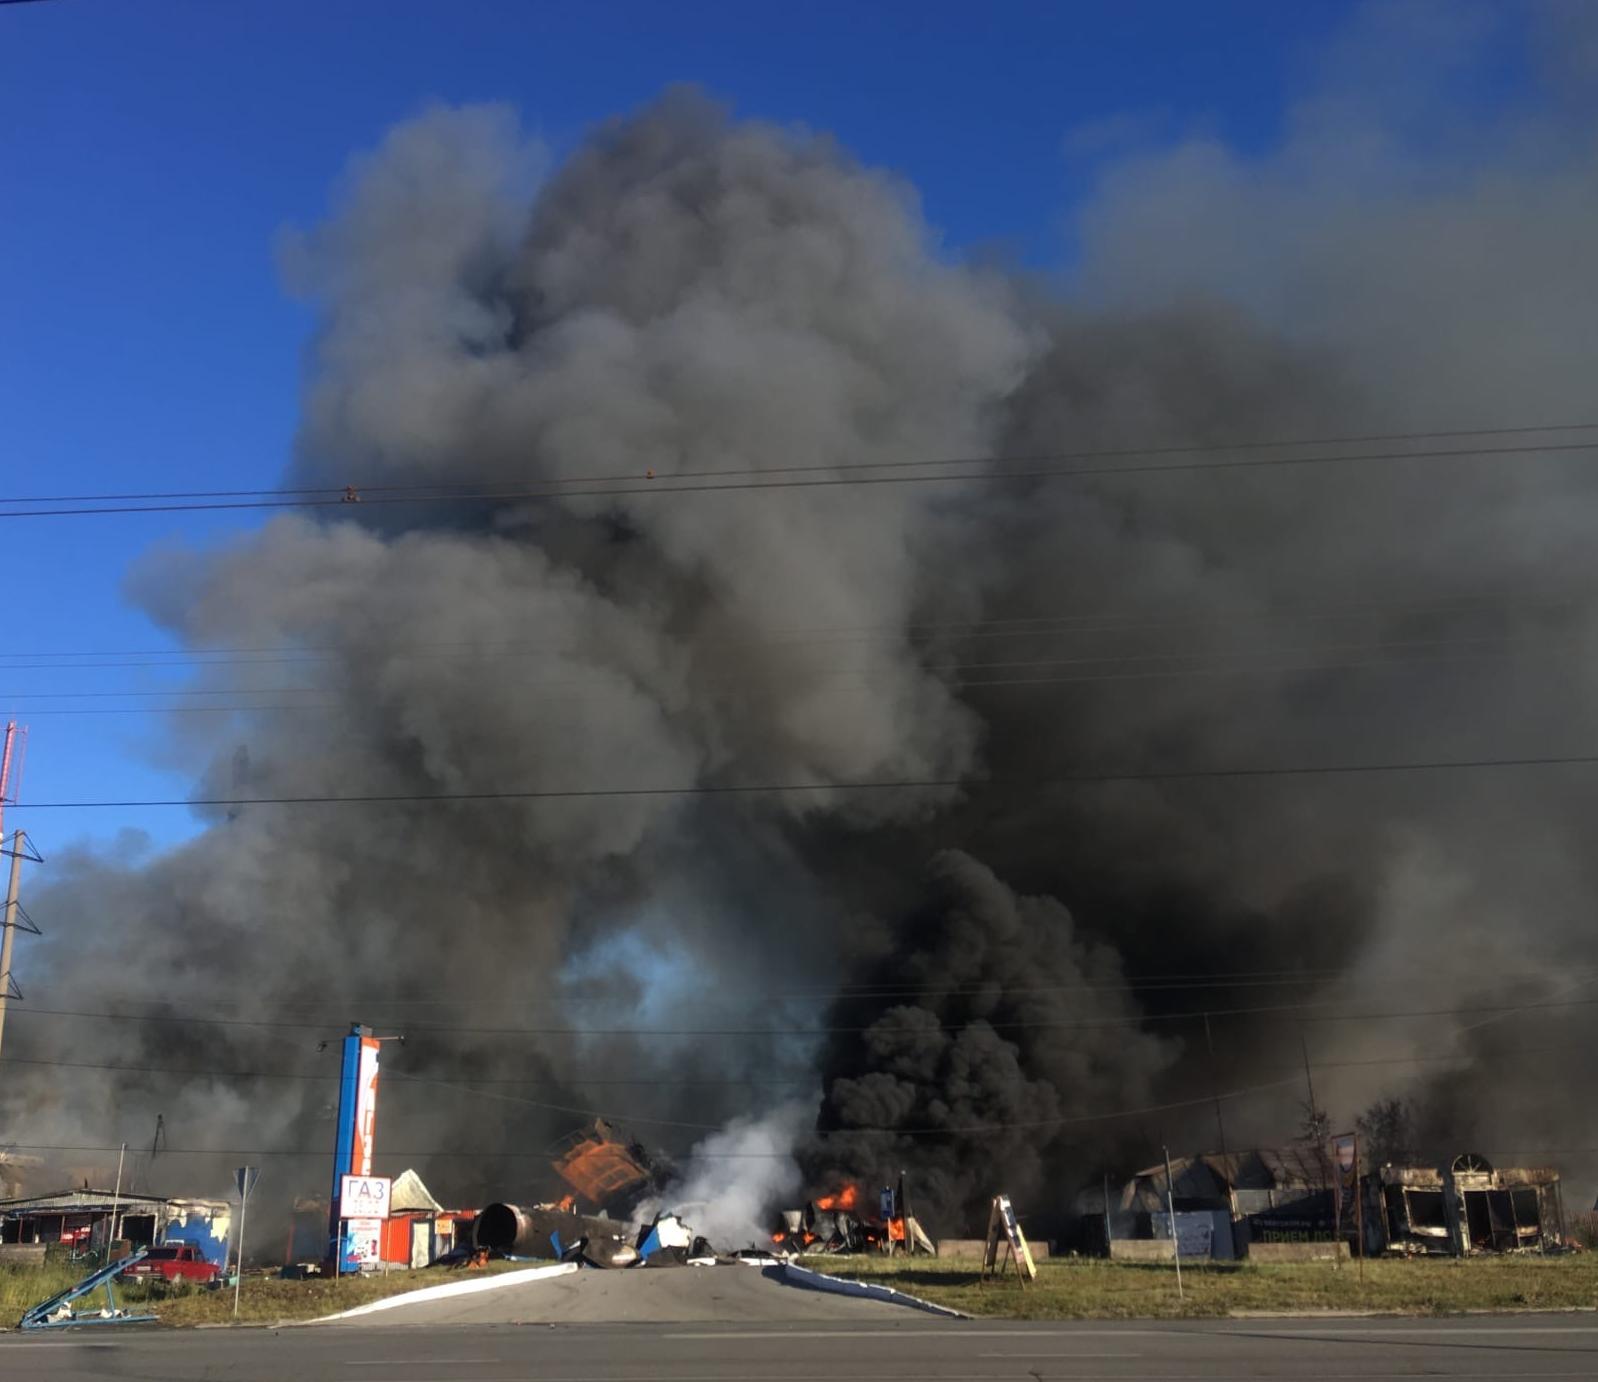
[768,1182,936,1256]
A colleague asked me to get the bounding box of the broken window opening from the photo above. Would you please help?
[1403,1188,1448,1234]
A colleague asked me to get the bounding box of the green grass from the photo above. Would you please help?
[0,1258,527,1328]
[0,1261,81,1327]
[797,1254,1598,1319]
[10,1253,1596,1327]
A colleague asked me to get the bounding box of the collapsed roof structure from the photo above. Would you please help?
[1114,1146,1335,1258]
[0,1188,231,1264]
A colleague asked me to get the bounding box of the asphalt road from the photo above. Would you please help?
[5,1315,1598,1380]
[336,1262,912,1325]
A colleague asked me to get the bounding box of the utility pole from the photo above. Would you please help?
[1204,1012,1230,1159]
[1102,1173,1113,1256]
[0,720,23,842]
[1162,1144,1184,1300]
[1298,1028,1331,1149]
[1354,1131,1366,1283]
[233,1166,259,1317]
[0,829,34,1061]
[1205,1013,1241,1257]
[0,722,36,1067]
[1300,1029,1319,1129]
[110,1142,127,1253]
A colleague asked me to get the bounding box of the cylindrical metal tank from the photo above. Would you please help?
[473,1202,638,1267]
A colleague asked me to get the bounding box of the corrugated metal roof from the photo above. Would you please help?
[1131,1146,1328,1192]
[0,1188,228,1214]
[389,1168,442,1214]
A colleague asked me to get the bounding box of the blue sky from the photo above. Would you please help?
[0,0,1520,853]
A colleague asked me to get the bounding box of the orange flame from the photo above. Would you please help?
[815,1184,861,1213]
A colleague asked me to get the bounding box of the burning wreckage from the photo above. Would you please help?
[468,1120,935,1268]
[469,1119,709,1269]
[769,1183,936,1257]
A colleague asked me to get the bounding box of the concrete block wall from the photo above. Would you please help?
[937,1238,1052,1261]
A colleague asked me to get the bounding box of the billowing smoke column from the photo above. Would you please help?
[808,853,1175,1219]
[9,4,1598,1233]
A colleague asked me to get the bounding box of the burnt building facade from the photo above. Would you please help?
[1096,1147,1564,1259]
[1372,1154,1563,1256]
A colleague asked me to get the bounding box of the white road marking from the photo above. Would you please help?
[665,1327,1175,1339]
[978,1352,1140,1359]
[1228,1324,1598,1336]
[274,1374,1598,1382]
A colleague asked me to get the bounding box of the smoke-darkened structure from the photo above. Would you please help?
[8,4,1598,1242]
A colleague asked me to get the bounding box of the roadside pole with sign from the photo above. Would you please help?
[233,1166,260,1318]
[1162,1146,1183,1300]
[328,1024,383,1275]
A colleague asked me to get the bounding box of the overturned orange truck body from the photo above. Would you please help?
[550,1119,659,1210]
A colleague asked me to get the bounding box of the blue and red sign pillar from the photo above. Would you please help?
[328,1023,382,1273]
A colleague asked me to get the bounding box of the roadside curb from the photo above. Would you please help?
[1227,1305,1598,1320]
[1227,1309,1388,1319]
[308,1262,579,1323]
[780,1262,965,1318]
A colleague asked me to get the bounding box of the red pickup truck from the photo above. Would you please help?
[121,1244,223,1284]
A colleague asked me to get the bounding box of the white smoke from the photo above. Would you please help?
[641,1102,809,1249]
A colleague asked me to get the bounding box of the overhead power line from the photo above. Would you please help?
[11,991,1598,1037]
[56,962,1598,1015]
[3,420,1595,505]
[0,648,1572,717]
[3,431,1598,519]
[0,623,1554,676]
[0,590,1574,666]
[0,1074,1310,1141]
[12,749,1598,811]
[10,1136,1598,1161]
[73,966,1480,1010]
[5,631,1582,718]
[0,1043,1566,1085]
[0,632,1572,712]
[0,1055,813,1085]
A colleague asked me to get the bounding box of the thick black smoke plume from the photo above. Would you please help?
[7,4,1598,1240]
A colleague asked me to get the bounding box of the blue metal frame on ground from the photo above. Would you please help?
[20,1248,158,1329]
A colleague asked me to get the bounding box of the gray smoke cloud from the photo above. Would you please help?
[8,2,1598,1239]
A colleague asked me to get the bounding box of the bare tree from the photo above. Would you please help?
[1356,1097,1418,1167]
[1298,1100,1331,1147]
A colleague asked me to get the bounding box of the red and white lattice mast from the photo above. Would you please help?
[0,720,27,840]
[0,719,36,1056]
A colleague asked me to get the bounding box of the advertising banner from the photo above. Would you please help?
[351,1037,381,1176]
[343,1218,382,1268]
